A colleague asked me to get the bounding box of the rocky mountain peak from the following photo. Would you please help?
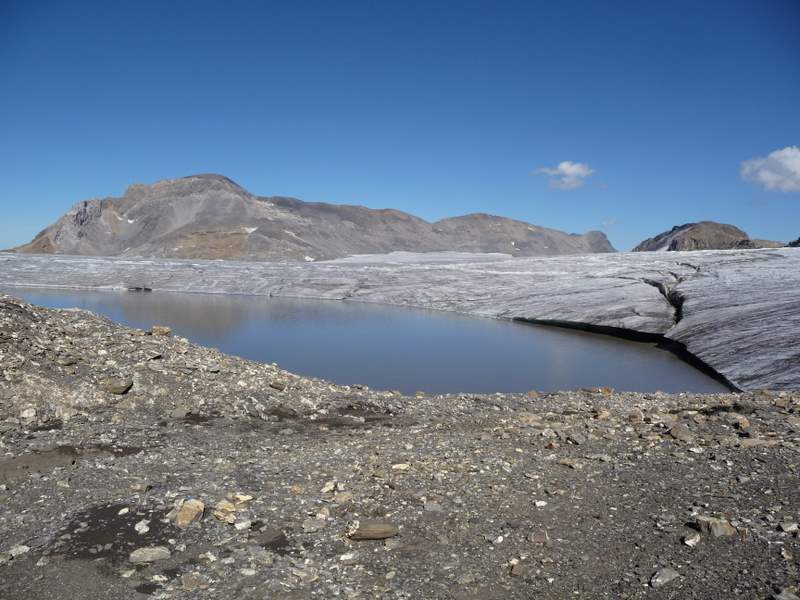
[123,173,250,201]
[634,221,750,252]
[12,175,616,261]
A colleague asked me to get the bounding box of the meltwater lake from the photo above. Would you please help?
[7,287,729,394]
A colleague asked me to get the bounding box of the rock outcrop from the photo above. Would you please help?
[633,221,780,252]
[12,174,615,260]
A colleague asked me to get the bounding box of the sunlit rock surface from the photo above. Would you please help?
[0,248,798,390]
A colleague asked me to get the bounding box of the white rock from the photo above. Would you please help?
[9,545,30,558]
[134,519,150,534]
[129,546,171,563]
[650,567,680,588]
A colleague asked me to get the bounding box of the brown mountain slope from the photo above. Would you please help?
[633,221,782,252]
[13,174,616,261]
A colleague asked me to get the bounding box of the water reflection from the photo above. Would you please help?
[4,286,730,395]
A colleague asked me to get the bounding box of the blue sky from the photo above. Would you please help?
[1,0,798,251]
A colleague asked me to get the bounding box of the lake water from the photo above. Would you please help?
[5,287,729,394]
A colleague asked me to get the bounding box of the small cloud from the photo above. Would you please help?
[535,161,595,189]
[601,218,617,229]
[741,146,800,192]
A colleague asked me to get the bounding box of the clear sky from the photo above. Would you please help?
[1,0,798,251]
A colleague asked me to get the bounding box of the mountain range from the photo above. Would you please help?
[11,174,616,261]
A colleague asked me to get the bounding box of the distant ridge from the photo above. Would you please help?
[12,174,616,261]
[633,221,783,252]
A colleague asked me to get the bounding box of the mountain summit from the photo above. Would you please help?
[633,221,783,252]
[13,175,616,261]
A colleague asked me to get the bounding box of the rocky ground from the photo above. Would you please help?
[1,293,799,599]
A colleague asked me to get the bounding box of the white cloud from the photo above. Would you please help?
[601,218,617,229]
[535,161,595,189]
[741,146,800,192]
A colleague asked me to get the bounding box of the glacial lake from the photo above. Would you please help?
[6,287,729,394]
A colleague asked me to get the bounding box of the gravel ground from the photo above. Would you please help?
[0,293,798,599]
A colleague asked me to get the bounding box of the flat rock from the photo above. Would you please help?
[129,546,171,563]
[696,516,737,538]
[651,567,680,587]
[171,498,204,528]
[347,519,399,540]
[252,528,288,551]
[100,376,133,395]
[669,423,693,442]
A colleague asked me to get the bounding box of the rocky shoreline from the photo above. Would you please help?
[1,248,799,391]
[1,293,799,599]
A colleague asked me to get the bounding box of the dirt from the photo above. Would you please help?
[0,292,798,599]
[0,445,142,483]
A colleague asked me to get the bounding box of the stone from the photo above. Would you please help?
[627,409,644,422]
[291,567,319,583]
[181,572,209,591]
[347,520,399,540]
[100,376,133,395]
[650,567,680,588]
[172,498,205,528]
[129,546,171,563]
[232,493,254,505]
[558,458,583,470]
[779,522,798,533]
[149,325,172,336]
[683,532,701,547]
[55,406,78,422]
[669,423,693,442]
[529,531,550,544]
[568,433,586,445]
[234,519,252,531]
[586,453,612,462]
[252,528,288,551]
[517,412,541,427]
[334,491,354,503]
[510,561,530,577]
[774,591,800,600]
[134,519,150,534]
[384,537,403,550]
[695,516,737,537]
[9,545,30,558]
[214,499,237,524]
[302,518,326,533]
[728,413,750,430]
[739,438,780,448]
